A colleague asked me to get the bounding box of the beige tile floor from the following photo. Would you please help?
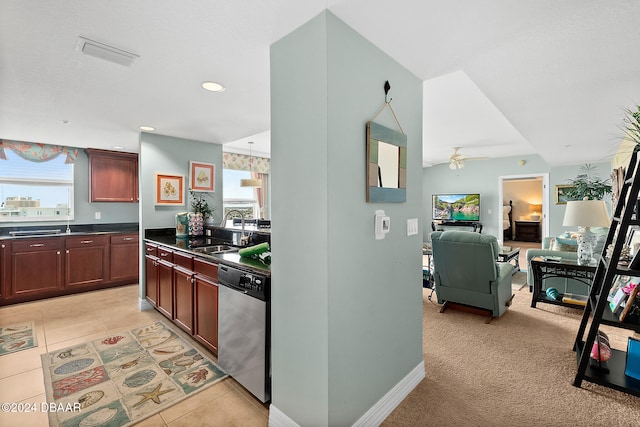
[0,284,269,427]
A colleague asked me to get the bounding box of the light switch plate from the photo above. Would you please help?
[95,212,101,219]
[407,218,418,236]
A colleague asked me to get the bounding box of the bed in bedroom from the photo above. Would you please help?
[503,200,513,240]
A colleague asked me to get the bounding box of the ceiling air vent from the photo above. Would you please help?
[76,36,139,67]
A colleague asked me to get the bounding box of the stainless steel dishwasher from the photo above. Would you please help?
[217,263,270,403]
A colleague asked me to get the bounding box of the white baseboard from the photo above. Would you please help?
[353,361,425,427]
[268,404,300,427]
[268,361,425,427]
[138,298,153,311]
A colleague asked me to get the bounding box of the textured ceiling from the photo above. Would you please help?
[1,1,639,166]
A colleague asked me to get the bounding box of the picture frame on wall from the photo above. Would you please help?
[189,161,215,192]
[555,184,577,204]
[155,172,185,206]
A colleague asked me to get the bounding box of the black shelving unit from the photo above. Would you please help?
[573,149,640,397]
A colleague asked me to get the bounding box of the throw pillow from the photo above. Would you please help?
[551,236,578,252]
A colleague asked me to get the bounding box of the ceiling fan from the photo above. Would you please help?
[448,147,489,170]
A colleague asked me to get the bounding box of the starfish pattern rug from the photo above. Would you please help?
[41,321,227,427]
[0,321,37,356]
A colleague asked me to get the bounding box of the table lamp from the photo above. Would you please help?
[530,204,542,221]
[562,198,610,264]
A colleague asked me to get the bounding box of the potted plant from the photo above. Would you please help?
[188,190,215,235]
[621,104,640,147]
[564,164,612,201]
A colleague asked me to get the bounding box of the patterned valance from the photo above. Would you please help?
[0,139,79,163]
[223,152,270,174]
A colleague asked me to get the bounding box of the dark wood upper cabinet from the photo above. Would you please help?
[86,148,139,202]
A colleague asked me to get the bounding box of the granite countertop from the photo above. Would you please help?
[0,223,139,240]
[144,234,271,276]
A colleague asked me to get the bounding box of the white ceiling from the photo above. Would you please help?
[1,1,639,167]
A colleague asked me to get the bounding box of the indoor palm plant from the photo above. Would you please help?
[622,104,640,147]
[564,164,612,200]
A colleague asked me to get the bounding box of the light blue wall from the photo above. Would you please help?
[422,155,612,240]
[271,11,423,425]
[138,133,223,297]
[1,149,139,228]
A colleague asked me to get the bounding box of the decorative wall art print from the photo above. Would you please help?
[155,173,185,206]
[555,184,577,204]
[189,161,215,192]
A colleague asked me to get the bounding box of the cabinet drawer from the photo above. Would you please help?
[145,243,158,257]
[12,238,63,253]
[66,235,109,248]
[157,246,173,262]
[173,251,193,270]
[111,234,139,244]
[194,258,218,282]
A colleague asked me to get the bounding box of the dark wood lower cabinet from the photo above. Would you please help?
[144,255,158,306]
[110,234,139,282]
[142,246,219,355]
[157,260,174,319]
[173,266,194,334]
[10,238,64,297]
[1,233,140,306]
[194,274,219,354]
[65,236,109,288]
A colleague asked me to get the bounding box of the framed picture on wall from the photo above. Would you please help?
[155,172,185,206]
[555,184,577,204]
[189,161,215,192]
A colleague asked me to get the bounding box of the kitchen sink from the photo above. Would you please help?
[192,245,237,254]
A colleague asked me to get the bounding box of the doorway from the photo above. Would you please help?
[498,173,549,245]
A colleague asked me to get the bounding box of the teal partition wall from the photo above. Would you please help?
[271,11,424,426]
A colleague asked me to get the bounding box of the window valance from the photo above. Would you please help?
[223,152,270,174]
[0,139,79,164]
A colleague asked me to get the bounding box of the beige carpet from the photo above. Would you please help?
[383,285,640,426]
[512,271,527,291]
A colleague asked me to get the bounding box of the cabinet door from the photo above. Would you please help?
[157,260,174,319]
[110,234,139,282]
[194,274,219,354]
[144,255,158,306]
[0,241,10,300]
[173,266,194,334]
[11,239,63,297]
[65,236,109,288]
[87,148,138,202]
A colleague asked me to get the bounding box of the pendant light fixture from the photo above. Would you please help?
[240,141,262,187]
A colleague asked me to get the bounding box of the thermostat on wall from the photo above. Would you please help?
[375,209,390,240]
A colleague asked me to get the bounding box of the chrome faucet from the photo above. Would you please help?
[220,210,250,245]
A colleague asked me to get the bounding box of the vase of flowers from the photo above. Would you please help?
[188,189,215,236]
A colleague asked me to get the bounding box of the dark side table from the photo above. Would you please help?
[530,256,597,309]
[497,247,520,274]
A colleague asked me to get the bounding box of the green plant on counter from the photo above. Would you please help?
[565,164,612,200]
[189,189,215,218]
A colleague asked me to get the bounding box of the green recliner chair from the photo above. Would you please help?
[430,230,515,320]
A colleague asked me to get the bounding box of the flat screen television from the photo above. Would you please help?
[432,193,480,221]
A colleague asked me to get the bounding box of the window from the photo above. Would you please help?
[222,169,258,221]
[0,149,74,221]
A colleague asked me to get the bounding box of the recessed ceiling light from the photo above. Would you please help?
[112,145,125,150]
[202,81,225,92]
[139,126,155,131]
[61,120,70,125]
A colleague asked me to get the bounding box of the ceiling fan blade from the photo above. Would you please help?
[461,156,490,161]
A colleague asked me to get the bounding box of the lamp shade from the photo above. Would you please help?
[562,199,610,227]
